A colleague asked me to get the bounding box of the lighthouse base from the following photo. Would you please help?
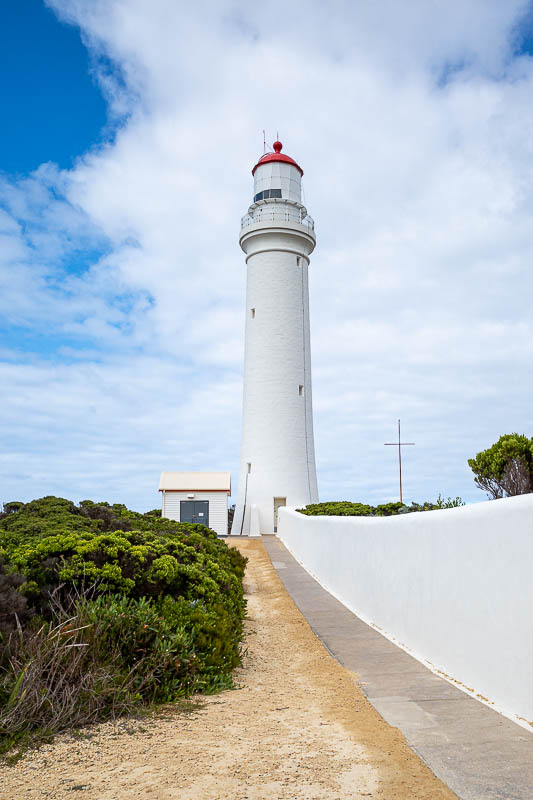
[249,505,261,537]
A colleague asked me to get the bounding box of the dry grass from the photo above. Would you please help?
[0,600,152,756]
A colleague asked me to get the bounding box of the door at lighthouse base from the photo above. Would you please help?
[180,501,209,527]
[273,497,286,533]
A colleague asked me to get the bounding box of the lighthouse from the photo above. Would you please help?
[231,140,319,536]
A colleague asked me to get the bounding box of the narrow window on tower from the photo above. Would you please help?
[251,308,255,319]
[296,256,301,266]
[247,462,252,473]
[299,385,304,396]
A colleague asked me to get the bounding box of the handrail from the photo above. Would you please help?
[241,210,315,233]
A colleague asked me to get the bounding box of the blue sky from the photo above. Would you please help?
[1,0,532,511]
[0,0,107,174]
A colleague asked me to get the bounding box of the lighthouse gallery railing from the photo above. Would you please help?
[241,208,315,233]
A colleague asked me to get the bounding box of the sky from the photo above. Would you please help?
[1,0,532,511]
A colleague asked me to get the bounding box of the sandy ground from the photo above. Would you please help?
[0,539,456,800]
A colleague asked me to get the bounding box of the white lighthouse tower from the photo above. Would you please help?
[232,140,319,536]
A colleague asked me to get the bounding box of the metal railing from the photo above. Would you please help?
[241,208,315,233]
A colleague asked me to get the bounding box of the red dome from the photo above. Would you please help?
[252,140,304,176]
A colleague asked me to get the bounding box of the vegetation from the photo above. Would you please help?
[297,496,465,516]
[0,496,247,754]
[468,433,533,499]
[228,504,235,535]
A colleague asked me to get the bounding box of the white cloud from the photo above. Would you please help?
[1,0,532,509]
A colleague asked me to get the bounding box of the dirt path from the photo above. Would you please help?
[0,539,455,800]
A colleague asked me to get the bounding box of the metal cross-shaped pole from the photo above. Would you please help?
[384,419,415,504]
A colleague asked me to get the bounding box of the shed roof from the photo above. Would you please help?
[158,471,231,492]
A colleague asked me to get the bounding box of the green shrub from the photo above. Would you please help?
[0,594,194,753]
[6,528,245,673]
[79,594,205,699]
[0,502,25,517]
[468,433,533,499]
[374,502,406,516]
[8,524,244,669]
[0,496,186,555]
[297,497,464,516]
[0,497,96,555]
[433,494,465,509]
[0,496,247,753]
[297,501,406,516]
[0,559,34,637]
[298,502,376,516]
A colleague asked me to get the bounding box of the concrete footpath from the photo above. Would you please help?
[261,535,533,800]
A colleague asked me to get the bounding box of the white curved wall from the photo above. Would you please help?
[232,235,318,536]
[278,495,533,725]
[254,161,302,203]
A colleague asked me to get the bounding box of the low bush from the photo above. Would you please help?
[0,604,139,753]
[7,526,246,645]
[297,496,464,516]
[0,559,33,636]
[0,497,187,554]
[0,592,203,753]
[297,501,409,516]
[0,496,247,753]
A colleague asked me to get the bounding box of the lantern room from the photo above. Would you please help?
[252,141,303,204]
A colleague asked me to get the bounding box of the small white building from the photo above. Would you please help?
[158,472,231,537]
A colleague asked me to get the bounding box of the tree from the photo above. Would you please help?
[468,433,533,499]
[2,501,25,515]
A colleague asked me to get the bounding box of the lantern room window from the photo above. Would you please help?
[253,188,282,202]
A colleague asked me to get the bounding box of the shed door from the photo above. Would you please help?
[180,501,209,527]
